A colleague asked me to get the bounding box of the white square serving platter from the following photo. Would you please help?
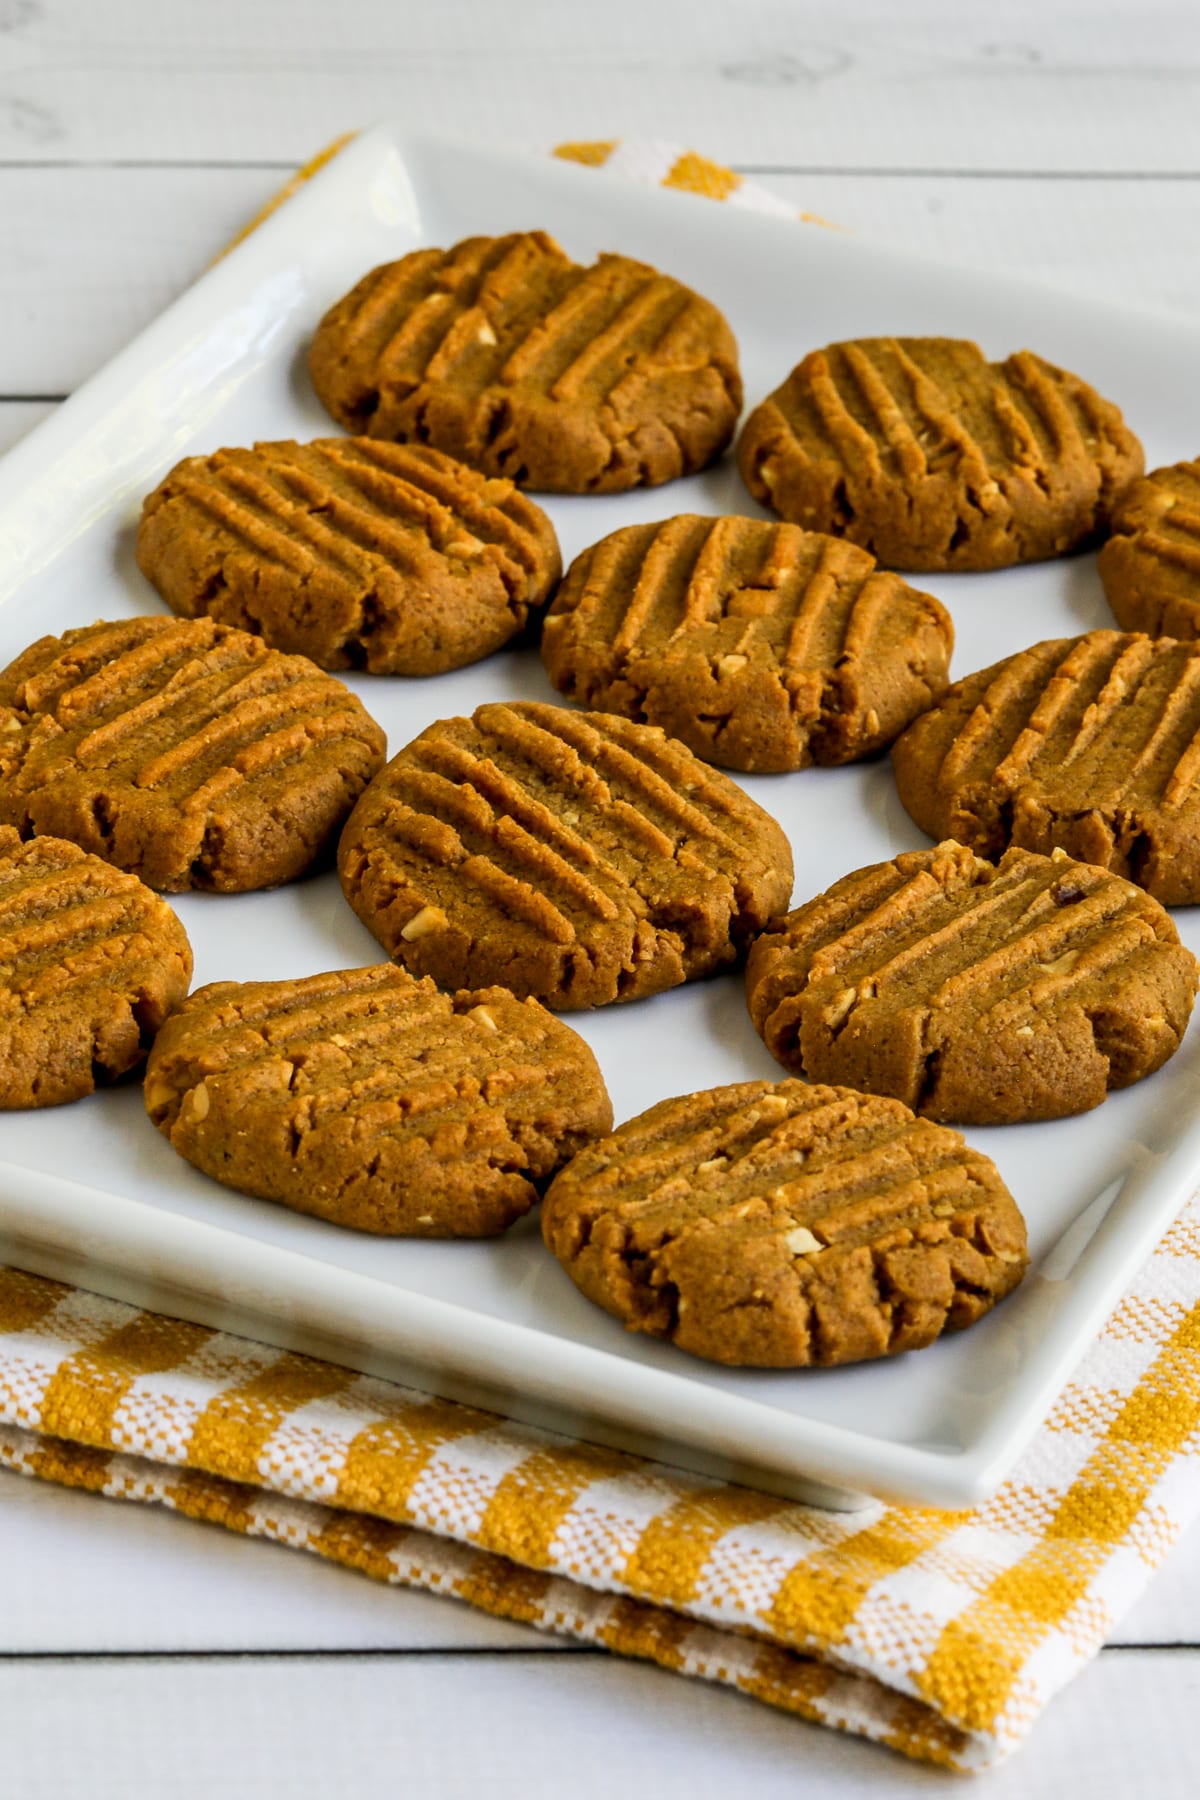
[3,125,1200,1511]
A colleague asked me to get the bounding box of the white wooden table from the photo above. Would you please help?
[4,4,1200,1791]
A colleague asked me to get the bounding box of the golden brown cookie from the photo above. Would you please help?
[0,826,192,1108]
[136,438,562,676]
[1098,457,1200,639]
[308,230,742,494]
[0,617,386,893]
[540,513,953,772]
[746,841,1197,1125]
[337,700,794,1010]
[541,1079,1028,1367]
[737,337,1144,571]
[144,963,612,1236]
[891,630,1200,904]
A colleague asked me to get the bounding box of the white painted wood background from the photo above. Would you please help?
[4,1,1200,1792]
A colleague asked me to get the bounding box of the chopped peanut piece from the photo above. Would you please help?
[401,904,449,941]
[1037,949,1079,976]
[824,988,856,1030]
[445,533,484,558]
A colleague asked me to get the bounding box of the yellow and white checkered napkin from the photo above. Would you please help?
[3,142,1200,1772]
[3,1190,1200,1772]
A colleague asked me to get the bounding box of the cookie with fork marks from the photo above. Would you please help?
[541,1079,1028,1367]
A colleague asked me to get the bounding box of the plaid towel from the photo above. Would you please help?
[3,139,1198,1772]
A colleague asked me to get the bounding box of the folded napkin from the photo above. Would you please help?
[4,140,1199,1773]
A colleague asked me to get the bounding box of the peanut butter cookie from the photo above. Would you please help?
[746,841,1196,1124]
[0,826,192,1108]
[337,700,794,1010]
[891,630,1200,904]
[1098,457,1200,639]
[541,513,953,772]
[308,230,742,494]
[541,1079,1028,1367]
[737,337,1143,571]
[144,963,612,1235]
[0,617,386,892]
[137,438,561,675]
